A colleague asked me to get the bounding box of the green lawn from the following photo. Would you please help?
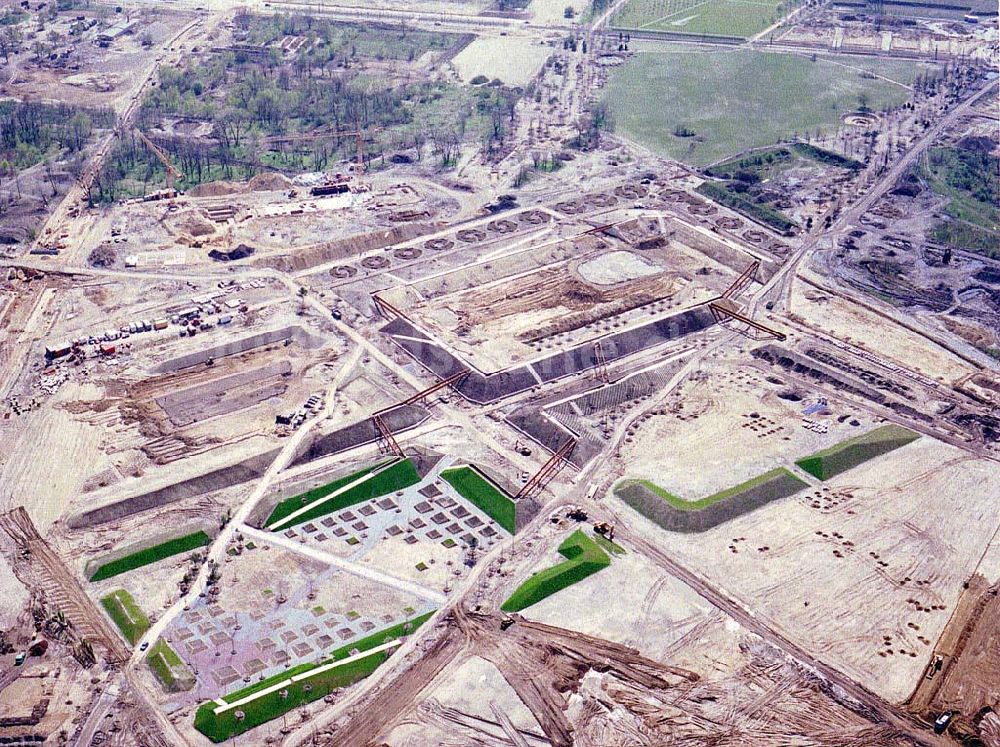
[89,531,211,582]
[194,612,434,742]
[630,467,805,511]
[605,48,913,166]
[612,0,789,39]
[100,589,150,645]
[147,639,195,693]
[796,424,919,480]
[266,458,418,529]
[501,530,610,612]
[440,465,517,534]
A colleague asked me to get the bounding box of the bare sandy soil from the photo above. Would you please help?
[615,359,867,498]
[791,272,973,383]
[622,436,1000,702]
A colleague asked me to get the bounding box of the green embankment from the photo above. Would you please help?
[89,531,212,582]
[795,424,920,481]
[194,612,434,742]
[440,465,517,533]
[266,458,419,529]
[100,589,150,645]
[501,530,610,613]
[147,638,195,693]
[629,467,804,511]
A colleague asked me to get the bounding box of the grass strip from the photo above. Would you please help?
[89,531,211,582]
[440,465,516,533]
[267,458,419,529]
[795,424,919,480]
[194,611,434,742]
[100,589,150,645]
[265,461,386,526]
[501,530,610,612]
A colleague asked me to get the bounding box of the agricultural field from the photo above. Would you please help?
[88,530,212,581]
[605,47,913,166]
[100,588,150,645]
[501,529,611,612]
[611,0,790,39]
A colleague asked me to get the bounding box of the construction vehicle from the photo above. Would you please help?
[594,522,615,540]
[134,129,183,193]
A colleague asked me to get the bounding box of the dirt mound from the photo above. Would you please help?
[187,180,245,197]
[209,244,255,262]
[165,210,217,238]
[248,172,293,191]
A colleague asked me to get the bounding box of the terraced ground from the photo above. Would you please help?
[89,530,212,582]
[193,612,434,742]
[501,530,611,612]
[795,424,920,480]
[616,467,808,532]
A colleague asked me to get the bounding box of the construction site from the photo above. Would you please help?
[0,0,998,744]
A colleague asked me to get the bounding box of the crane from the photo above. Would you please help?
[262,127,376,186]
[133,129,183,192]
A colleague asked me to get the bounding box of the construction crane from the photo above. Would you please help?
[134,129,183,192]
[515,437,577,502]
[370,370,471,457]
[262,127,376,185]
[708,259,786,341]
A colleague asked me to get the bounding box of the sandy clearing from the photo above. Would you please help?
[452,37,553,86]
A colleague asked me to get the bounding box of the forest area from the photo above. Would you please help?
[90,15,524,202]
[0,100,114,217]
